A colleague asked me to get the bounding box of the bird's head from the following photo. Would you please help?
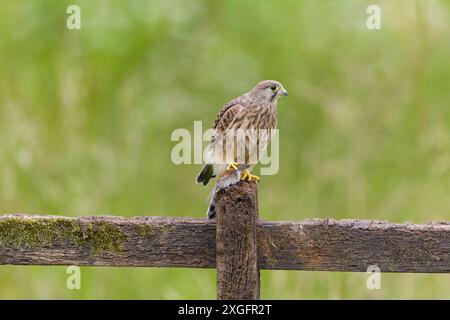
[249,80,288,103]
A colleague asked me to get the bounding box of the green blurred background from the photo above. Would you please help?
[0,0,449,299]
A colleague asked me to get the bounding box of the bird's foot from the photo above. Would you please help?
[241,169,260,182]
[226,162,239,171]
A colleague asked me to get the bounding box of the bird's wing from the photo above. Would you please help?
[213,99,244,134]
[205,97,245,166]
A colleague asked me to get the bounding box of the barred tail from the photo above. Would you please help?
[196,164,215,186]
[205,170,241,219]
[204,185,218,219]
[207,195,217,219]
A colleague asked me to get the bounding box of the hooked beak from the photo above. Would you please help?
[279,88,288,96]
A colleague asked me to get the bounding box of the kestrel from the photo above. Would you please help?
[196,80,288,218]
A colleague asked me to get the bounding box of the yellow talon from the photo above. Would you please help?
[226,162,239,171]
[241,169,260,182]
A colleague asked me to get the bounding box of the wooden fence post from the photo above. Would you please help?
[215,180,260,300]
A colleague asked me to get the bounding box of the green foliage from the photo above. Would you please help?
[0,0,449,298]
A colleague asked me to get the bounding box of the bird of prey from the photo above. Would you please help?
[196,80,288,218]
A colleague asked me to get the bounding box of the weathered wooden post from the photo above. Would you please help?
[215,180,260,300]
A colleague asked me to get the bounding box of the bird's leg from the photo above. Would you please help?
[241,169,260,182]
[226,162,239,171]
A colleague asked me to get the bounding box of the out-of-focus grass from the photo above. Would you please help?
[0,0,449,299]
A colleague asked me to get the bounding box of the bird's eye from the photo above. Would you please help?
[270,85,278,91]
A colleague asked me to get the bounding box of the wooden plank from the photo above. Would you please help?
[215,181,259,300]
[257,219,450,272]
[0,215,216,268]
[2,214,450,273]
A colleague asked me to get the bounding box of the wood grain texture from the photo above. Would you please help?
[215,180,260,300]
[0,215,216,268]
[2,215,450,273]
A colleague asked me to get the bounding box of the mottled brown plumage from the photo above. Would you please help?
[196,80,288,218]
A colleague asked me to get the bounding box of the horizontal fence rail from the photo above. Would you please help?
[2,214,450,273]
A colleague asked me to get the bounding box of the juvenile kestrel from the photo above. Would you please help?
[196,80,288,218]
